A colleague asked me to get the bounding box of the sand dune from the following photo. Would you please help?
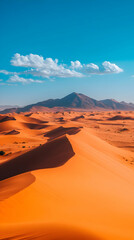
[1,111,134,239]
[25,113,33,117]
[0,135,75,181]
[108,115,134,121]
[23,122,49,130]
[0,172,35,201]
[44,126,80,139]
[0,224,100,240]
[5,130,20,135]
[0,121,19,133]
[71,115,85,121]
[0,115,16,123]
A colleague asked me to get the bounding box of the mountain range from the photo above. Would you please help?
[0,105,19,112]
[1,92,134,113]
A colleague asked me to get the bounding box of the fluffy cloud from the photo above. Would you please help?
[0,70,16,75]
[83,63,100,73]
[11,54,83,78]
[11,53,123,76]
[11,53,47,68]
[71,60,82,69]
[102,61,123,73]
[71,61,99,72]
[0,54,124,84]
[71,60,123,74]
[8,75,43,84]
[28,68,83,78]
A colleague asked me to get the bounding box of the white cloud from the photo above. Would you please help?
[0,69,20,75]
[8,75,43,84]
[11,54,84,78]
[71,60,82,69]
[0,54,123,84]
[71,61,99,73]
[0,70,13,75]
[83,63,100,73]
[71,60,123,74]
[102,61,123,73]
[28,67,83,78]
[11,53,46,68]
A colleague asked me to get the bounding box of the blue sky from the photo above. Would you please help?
[0,0,134,106]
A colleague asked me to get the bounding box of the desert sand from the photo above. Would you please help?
[1,111,134,239]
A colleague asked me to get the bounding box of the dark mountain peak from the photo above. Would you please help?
[68,92,78,96]
[62,92,81,99]
[1,92,134,114]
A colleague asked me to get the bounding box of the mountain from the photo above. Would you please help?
[100,99,134,110]
[35,92,107,109]
[0,105,19,111]
[1,92,134,113]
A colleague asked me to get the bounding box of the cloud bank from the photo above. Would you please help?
[0,53,123,84]
[8,75,43,83]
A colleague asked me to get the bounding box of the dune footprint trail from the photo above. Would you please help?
[1,125,134,239]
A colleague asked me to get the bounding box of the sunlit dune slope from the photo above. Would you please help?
[1,124,134,239]
[0,224,100,240]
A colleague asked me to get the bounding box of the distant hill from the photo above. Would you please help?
[0,105,19,112]
[1,92,134,113]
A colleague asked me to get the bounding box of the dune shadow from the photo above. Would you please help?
[23,122,49,129]
[44,126,80,140]
[5,130,20,135]
[71,115,85,121]
[107,115,134,121]
[0,116,16,123]
[99,122,124,126]
[0,135,75,181]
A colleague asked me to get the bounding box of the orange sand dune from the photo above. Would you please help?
[0,172,35,201]
[71,114,85,121]
[0,115,16,123]
[0,224,100,240]
[22,122,49,130]
[0,120,19,132]
[44,126,80,139]
[0,135,74,180]
[5,130,20,135]
[107,115,134,121]
[1,112,134,239]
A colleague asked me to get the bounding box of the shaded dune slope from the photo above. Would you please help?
[44,126,80,139]
[23,115,49,124]
[0,135,75,181]
[22,122,49,130]
[5,130,20,135]
[0,116,16,123]
[108,115,134,121]
[71,115,85,121]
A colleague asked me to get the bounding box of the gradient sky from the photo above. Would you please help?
[1,0,134,106]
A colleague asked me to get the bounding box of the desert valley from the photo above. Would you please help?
[1,93,134,239]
